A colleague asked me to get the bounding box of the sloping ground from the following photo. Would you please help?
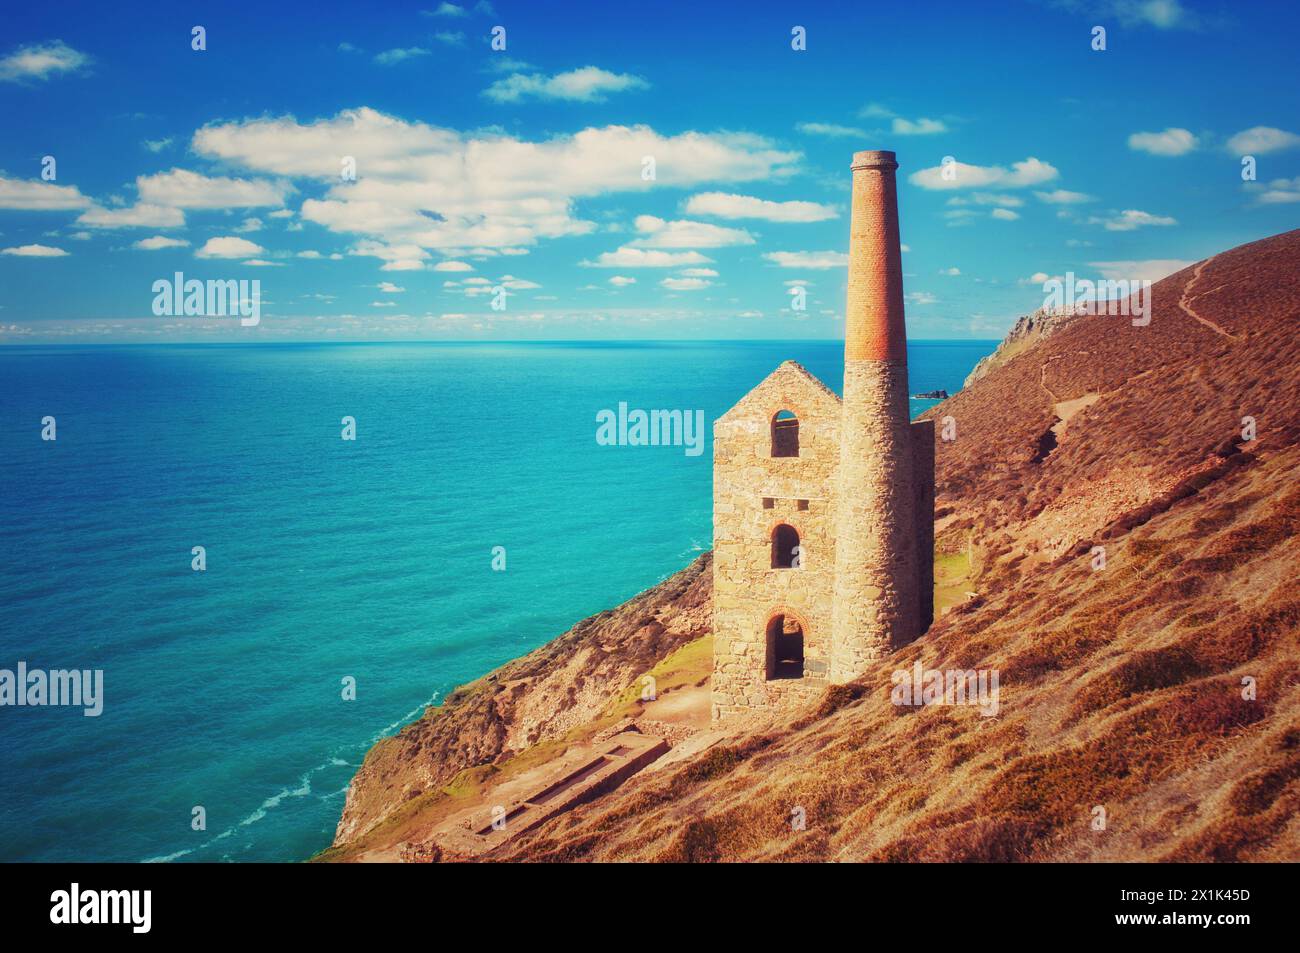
[924,229,1300,561]
[329,553,711,849]
[499,404,1300,864]
[488,229,1300,862]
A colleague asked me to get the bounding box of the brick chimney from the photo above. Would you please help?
[844,150,908,362]
[830,148,918,682]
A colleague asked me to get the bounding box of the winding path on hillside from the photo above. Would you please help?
[1178,255,1240,340]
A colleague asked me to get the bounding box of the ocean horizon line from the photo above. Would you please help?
[0,337,1003,349]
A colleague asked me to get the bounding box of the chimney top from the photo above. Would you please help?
[851,150,898,171]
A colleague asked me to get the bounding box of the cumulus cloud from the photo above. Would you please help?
[1225,126,1300,155]
[1087,209,1177,231]
[581,248,713,268]
[909,156,1058,190]
[608,275,636,286]
[1034,189,1095,204]
[684,191,837,222]
[0,176,92,210]
[991,208,1020,220]
[195,236,266,259]
[629,215,753,248]
[762,250,848,269]
[484,66,647,103]
[0,40,89,83]
[1051,0,1201,30]
[891,117,947,135]
[660,277,709,291]
[191,108,797,258]
[375,47,430,65]
[1,243,68,257]
[1128,127,1198,156]
[133,236,190,250]
[433,260,473,271]
[946,192,1024,208]
[137,168,290,208]
[77,203,185,229]
[795,121,867,138]
[1251,176,1300,204]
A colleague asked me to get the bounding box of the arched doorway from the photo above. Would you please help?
[765,612,805,680]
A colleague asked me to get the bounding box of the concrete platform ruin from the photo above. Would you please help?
[432,731,669,859]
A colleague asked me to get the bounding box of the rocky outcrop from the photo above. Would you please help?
[963,305,1085,388]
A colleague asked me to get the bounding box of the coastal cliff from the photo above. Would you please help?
[328,228,1300,863]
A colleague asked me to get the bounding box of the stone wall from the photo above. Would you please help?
[711,362,840,720]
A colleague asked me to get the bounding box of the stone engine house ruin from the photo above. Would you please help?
[712,150,935,720]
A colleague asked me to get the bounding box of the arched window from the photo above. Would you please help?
[765,613,805,680]
[771,409,799,457]
[771,524,801,569]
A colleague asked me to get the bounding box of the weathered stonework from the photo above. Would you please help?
[711,148,934,720]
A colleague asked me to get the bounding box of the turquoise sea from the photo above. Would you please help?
[0,340,992,862]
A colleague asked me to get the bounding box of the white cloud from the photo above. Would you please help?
[485,66,647,103]
[1225,126,1300,155]
[1128,127,1198,156]
[0,176,92,210]
[234,217,263,233]
[426,2,468,15]
[991,208,1020,220]
[910,156,1059,191]
[195,236,266,259]
[1,243,68,257]
[242,259,282,267]
[77,203,185,229]
[763,250,848,269]
[906,291,937,305]
[1087,209,1177,231]
[1089,259,1195,282]
[434,260,473,271]
[1056,0,1199,30]
[297,250,323,258]
[434,31,466,46]
[137,168,289,208]
[377,281,405,293]
[1253,176,1300,204]
[133,236,190,250]
[661,277,709,291]
[939,267,961,276]
[192,109,798,255]
[142,138,173,153]
[375,47,430,65]
[947,192,1024,208]
[680,267,718,277]
[582,248,713,268]
[629,215,753,248]
[0,40,89,83]
[1034,189,1095,204]
[892,117,947,136]
[608,275,636,286]
[684,191,837,222]
[795,122,867,138]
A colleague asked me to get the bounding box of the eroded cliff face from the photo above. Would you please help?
[331,553,711,847]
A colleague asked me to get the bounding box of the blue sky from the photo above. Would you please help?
[1,0,1297,342]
